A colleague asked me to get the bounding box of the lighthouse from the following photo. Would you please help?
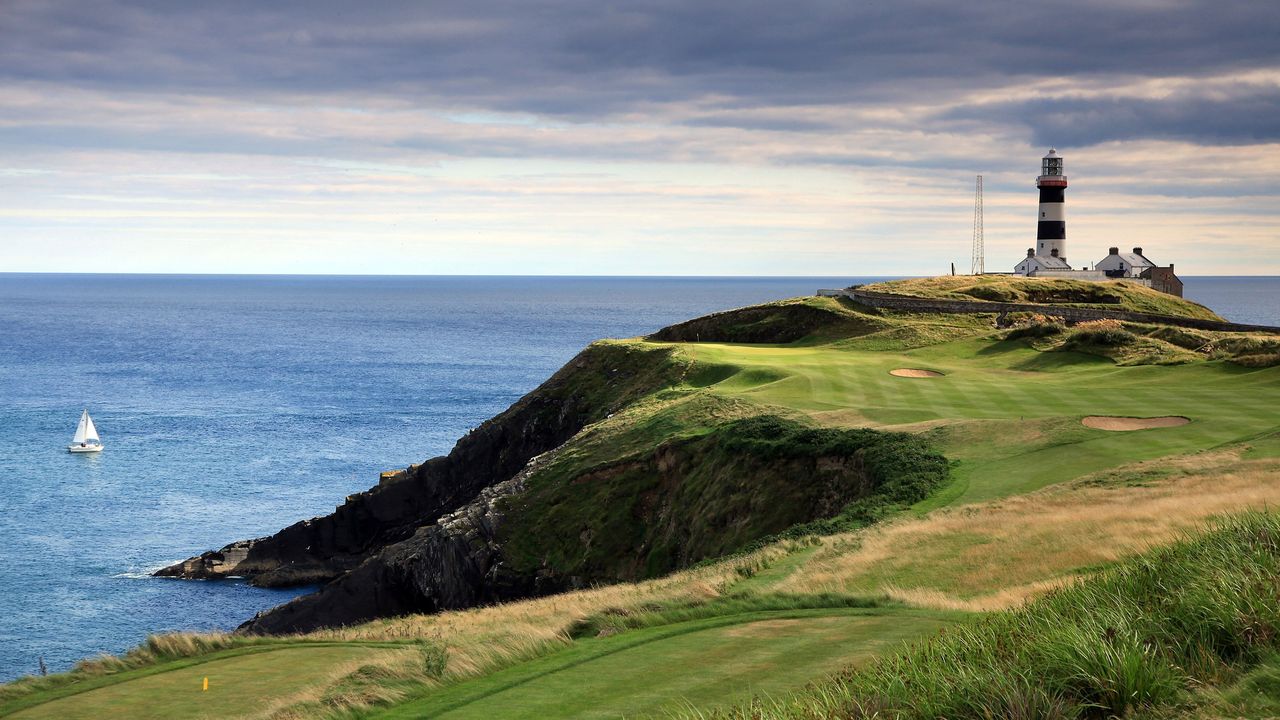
[1035,148,1068,262]
[1003,148,1184,293]
[1013,148,1074,275]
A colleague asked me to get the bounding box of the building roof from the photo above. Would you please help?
[1029,254,1072,269]
[1100,252,1154,268]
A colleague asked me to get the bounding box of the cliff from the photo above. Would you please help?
[162,297,954,635]
[240,414,946,633]
[155,341,687,587]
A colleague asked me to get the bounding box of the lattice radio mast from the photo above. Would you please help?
[970,174,984,275]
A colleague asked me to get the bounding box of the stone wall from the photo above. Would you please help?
[842,289,1280,334]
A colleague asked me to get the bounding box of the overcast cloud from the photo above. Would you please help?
[1,0,1276,274]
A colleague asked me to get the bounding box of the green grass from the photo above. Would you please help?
[648,296,891,344]
[497,414,947,581]
[3,644,408,720]
[678,335,1279,508]
[1190,652,1280,717]
[863,276,1225,320]
[693,512,1280,720]
[368,608,960,720]
[567,591,891,639]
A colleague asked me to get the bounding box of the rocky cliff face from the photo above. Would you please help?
[155,342,685,588]
[239,448,562,634]
[237,415,947,635]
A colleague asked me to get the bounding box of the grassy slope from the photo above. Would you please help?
[7,284,1280,719]
[862,275,1226,320]
[699,512,1280,720]
[1,644,417,720]
[497,414,948,581]
[782,444,1280,609]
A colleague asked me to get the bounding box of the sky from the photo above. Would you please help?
[1,1,1277,275]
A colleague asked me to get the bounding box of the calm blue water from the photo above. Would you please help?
[1181,277,1280,327]
[0,274,1273,681]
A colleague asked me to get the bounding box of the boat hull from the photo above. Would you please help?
[68,444,103,453]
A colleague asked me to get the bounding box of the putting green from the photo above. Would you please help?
[8,645,402,720]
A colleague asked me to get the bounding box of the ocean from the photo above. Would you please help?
[0,274,1274,681]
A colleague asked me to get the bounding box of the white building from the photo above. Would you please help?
[1095,247,1155,278]
[1014,248,1072,275]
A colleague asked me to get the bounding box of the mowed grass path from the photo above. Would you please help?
[681,337,1280,506]
[374,608,957,720]
[7,645,407,720]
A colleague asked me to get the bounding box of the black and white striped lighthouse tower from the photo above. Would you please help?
[1035,148,1068,263]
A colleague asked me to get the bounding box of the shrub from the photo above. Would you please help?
[1233,353,1280,368]
[1065,319,1136,347]
[500,415,949,582]
[961,284,1021,302]
[1006,314,1066,340]
[420,641,448,679]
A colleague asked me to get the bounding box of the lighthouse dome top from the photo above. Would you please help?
[1040,149,1065,179]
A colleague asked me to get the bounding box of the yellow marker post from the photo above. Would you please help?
[202,677,208,691]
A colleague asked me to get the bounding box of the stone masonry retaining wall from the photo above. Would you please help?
[841,289,1280,334]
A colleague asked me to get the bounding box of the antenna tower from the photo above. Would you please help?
[970,174,984,275]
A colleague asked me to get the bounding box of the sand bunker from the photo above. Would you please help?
[1082,415,1190,431]
[890,368,944,378]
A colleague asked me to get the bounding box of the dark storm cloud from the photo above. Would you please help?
[961,90,1280,147]
[2,0,1278,146]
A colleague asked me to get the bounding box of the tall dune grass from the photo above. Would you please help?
[689,511,1280,719]
[311,541,797,679]
[783,451,1280,610]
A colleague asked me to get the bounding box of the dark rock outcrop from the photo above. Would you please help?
[239,450,560,634]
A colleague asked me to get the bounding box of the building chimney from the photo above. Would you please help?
[1133,247,1144,256]
[1109,247,1119,255]
[1168,263,1174,271]
[1027,248,1034,257]
[1050,248,1059,257]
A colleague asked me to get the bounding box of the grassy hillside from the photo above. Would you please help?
[699,511,1280,720]
[5,280,1279,719]
[498,414,948,581]
[863,275,1226,320]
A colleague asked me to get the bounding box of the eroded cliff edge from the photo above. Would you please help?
[155,341,686,588]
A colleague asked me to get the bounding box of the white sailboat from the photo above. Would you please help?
[68,409,103,453]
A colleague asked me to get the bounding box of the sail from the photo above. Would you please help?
[72,410,99,444]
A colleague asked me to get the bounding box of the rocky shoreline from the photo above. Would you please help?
[155,343,682,632]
